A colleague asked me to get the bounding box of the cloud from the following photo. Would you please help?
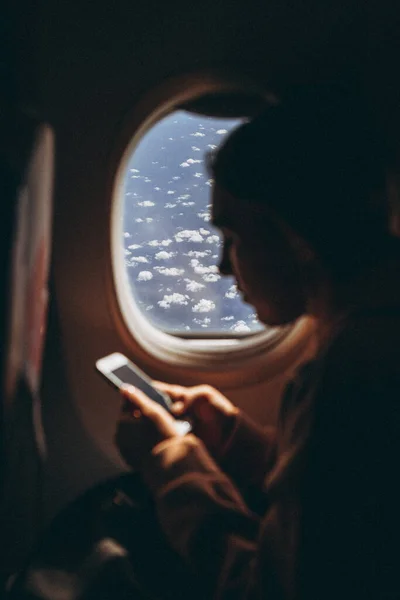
[130,168,140,173]
[207,144,217,149]
[184,279,205,292]
[154,267,185,276]
[225,285,238,299]
[124,232,131,238]
[180,162,190,168]
[216,129,228,135]
[197,212,211,222]
[193,264,219,275]
[130,256,149,263]
[186,158,202,164]
[175,230,204,243]
[148,239,173,247]
[193,172,203,178]
[158,293,189,308]
[202,273,220,282]
[191,146,201,152]
[186,250,211,258]
[155,251,175,260]
[165,203,177,208]
[137,271,153,281]
[190,132,206,137]
[231,321,251,333]
[138,200,155,207]
[221,315,235,321]
[206,235,220,245]
[128,243,142,250]
[167,190,175,195]
[193,317,211,327]
[192,299,216,313]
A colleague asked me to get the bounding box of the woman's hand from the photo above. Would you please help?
[153,382,239,459]
[115,384,179,470]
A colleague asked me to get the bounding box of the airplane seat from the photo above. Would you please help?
[0,111,54,587]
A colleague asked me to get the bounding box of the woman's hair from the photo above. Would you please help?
[209,85,395,279]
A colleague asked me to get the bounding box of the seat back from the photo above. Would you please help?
[0,112,54,583]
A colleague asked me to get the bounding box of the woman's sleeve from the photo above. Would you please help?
[219,411,278,490]
[141,434,282,600]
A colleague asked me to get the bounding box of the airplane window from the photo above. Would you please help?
[121,111,265,336]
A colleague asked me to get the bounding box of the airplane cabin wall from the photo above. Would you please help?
[8,0,400,517]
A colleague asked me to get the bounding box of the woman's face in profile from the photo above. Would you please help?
[211,185,307,326]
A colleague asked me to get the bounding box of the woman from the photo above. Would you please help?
[116,86,400,600]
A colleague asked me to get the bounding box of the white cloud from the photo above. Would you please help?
[222,315,235,321]
[191,146,201,152]
[231,321,251,333]
[202,273,220,282]
[186,158,202,164]
[184,279,205,292]
[165,203,177,208]
[158,293,189,308]
[154,267,185,276]
[124,249,131,256]
[192,299,216,313]
[186,250,211,258]
[216,129,228,135]
[124,232,131,238]
[193,172,203,178]
[145,218,153,223]
[172,176,181,181]
[199,228,210,235]
[205,179,214,187]
[207,144,217,149]
[190,132,206,137]
[155,251,175,260]
[130,256,149,263]
[128,243,142,250]
[175,230,204,243]
[148,239,173,247]
[180,162,190,168]
[138,200,155,207]
[154,187,161,191]
[167,190,175,195]
[130,168,140,173]
[206,235,220,244]
[225,284,238,299]
[137,271,153,281]
[135,218,144,223]
[197,212,211,222]
[193,264,219,275]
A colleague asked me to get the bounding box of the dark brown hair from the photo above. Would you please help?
[209,85,395,278]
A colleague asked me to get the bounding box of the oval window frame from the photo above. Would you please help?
[109,71,315,379]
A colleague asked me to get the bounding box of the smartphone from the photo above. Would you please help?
[96,352,191,435]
